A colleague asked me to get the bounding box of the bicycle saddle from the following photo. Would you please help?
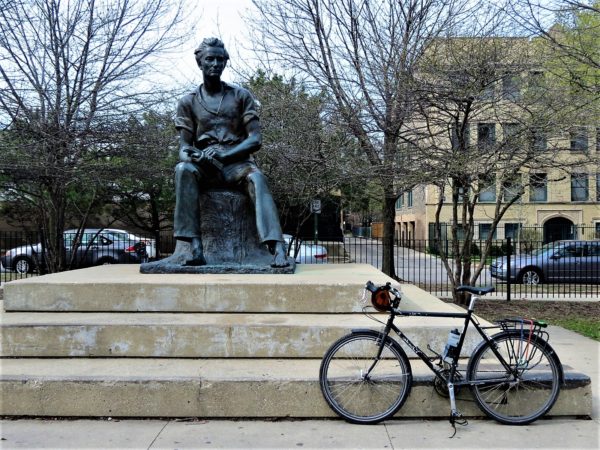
[455,285,495,296]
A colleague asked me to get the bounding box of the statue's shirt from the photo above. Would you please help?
[175,83,259,150]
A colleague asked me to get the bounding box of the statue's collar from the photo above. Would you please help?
[194,81,233,96]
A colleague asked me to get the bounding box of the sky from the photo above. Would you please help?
[160,0,257,88]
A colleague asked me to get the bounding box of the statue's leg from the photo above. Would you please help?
[245,170,289,267]
[174,162,206,266]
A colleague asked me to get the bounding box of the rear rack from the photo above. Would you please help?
[495,317,550,345]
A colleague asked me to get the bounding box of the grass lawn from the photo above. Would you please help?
[472,299,600,341]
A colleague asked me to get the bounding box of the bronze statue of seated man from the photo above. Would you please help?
[173,37,288,268]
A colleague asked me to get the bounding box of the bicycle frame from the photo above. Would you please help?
[375,296,516,389]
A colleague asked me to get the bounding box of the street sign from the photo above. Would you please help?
[311,199,321,214]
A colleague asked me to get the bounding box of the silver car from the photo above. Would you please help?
[490,240,600,284]
[1,229,147,274]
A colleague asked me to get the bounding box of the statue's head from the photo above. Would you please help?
[194,38,229,79]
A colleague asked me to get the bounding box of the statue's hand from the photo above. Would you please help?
[189,151,205,163]
[181,147,201,162]
[203,148,222,162]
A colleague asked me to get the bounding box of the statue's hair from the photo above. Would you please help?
[194,37,229,61]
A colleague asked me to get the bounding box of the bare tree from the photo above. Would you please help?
[247,71,359,246]
[0,0,189,271]
[414,8,598,302]
[510,0,600,93]
[108,109,179,258]
[249,0,471,278]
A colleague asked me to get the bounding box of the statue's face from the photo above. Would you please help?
[198,47,227,79]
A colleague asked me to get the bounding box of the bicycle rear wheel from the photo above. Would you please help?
[319,331,412,424]
[467,331,561,425]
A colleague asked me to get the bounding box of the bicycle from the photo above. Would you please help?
[319,281,563,426]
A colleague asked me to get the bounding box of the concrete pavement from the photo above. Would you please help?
[0,325,597,449]
[0,417,598,449]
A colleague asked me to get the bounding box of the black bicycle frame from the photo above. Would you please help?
[381,307,515,387]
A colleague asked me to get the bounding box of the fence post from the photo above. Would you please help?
[506,237,512,302]
[39,228,46,275]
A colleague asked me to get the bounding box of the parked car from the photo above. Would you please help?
[490,240,600,284]
[283,234,328,264]
[105,228,157,260]
[0,229,147,274]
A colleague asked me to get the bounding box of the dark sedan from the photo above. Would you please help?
[490,240,600,284]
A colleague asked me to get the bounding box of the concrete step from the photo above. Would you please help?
[2,264,454,313]
[0,358,590,418]
[0,311,485,358]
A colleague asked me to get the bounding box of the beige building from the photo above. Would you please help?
[395,127,600,243]
[395,35,599,245]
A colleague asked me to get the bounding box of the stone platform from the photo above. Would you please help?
[1,358,590,418]
[0,264,592,418]
[2,264,456,313]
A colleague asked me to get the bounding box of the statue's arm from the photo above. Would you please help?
[178,129,199,162]
[214,119,262,165]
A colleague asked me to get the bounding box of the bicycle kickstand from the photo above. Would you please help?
[447,382,467,438]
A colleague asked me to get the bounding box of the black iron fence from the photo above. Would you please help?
[0,229,151,284]
[2,230,599,299]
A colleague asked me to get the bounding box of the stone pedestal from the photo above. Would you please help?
[0,264,591,418]
[141,189,294,274]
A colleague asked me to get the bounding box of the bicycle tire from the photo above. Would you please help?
[467,331,561,425]
[319,331,412,424]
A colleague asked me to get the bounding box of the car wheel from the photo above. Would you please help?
[518,268,543,285]
[13,257,33,274]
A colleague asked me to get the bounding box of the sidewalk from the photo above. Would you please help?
[1,326,598,450]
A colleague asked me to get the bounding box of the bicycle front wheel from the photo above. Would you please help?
[319,331,412,424]
[467,331,561,425]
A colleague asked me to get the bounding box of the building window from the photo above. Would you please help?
[502,177,522,202]
[457,185,469,202]
[455,224,466,240]
[407,190,413,207]
[531,128,547,151]
[570,127,588,152]
[596,223,600,239]
[503,123,519,138]
[479,174,496,202]
[502,123,520,150]
[571,173,589,201]
[395,194,404,209]
[478,123,496,150]
[530,173,547,202]
[429,222,448,241]
[479,223,497,240]
[480,82,495,101]
[451,123,470,150]
[502,73,521,101]
[596,174,600,201]
[505,223,522,239]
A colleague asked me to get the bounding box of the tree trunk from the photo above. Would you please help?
[48,185,66,273]
[381,189,397,280]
